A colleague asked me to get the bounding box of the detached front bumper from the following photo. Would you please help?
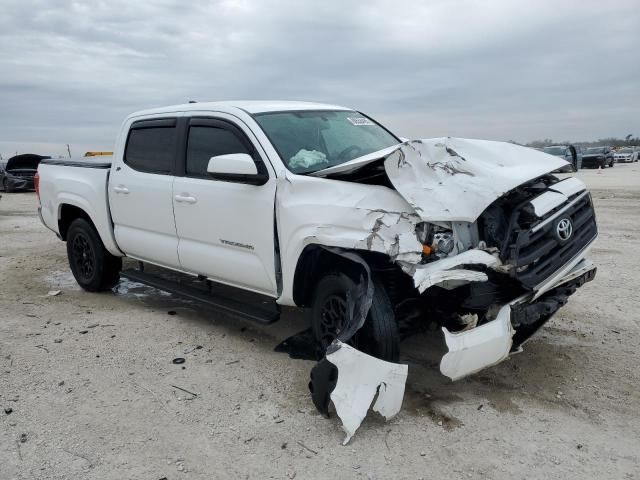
[440,258,596,381]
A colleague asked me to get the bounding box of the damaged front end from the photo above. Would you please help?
[290,138,598,442]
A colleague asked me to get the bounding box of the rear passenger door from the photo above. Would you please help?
[173,116,278,296]
[109,117,182,269]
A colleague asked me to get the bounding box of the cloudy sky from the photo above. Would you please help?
[1,0,638,158]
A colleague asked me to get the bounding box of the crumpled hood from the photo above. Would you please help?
[315,138,569,223]
[6,154,50,171]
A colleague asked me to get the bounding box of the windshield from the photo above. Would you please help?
[543,146,566,156]
[618,148,632,153]
[253,110,400,173]
[586,147,606,154]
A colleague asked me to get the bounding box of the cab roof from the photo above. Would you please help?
[128,100,352,118]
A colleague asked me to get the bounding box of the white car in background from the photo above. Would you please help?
[614,148,639,163]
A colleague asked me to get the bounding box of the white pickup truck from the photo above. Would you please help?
[36,101,597,380]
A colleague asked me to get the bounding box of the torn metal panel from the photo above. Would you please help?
[415,269,488,291]
[412,249,500,293]
[548,177,586,198]
[325,341,408,445]
[384,139,569,223]
[275,173,423,305]
[312,138,569,222]
[310,138,567,223]
[440,304,514,381]
[356,210,423,264]
[528,177,587,218]
[529,190,568,217]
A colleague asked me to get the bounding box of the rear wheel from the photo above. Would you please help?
[309,272,399,362]
[66,218,122,291]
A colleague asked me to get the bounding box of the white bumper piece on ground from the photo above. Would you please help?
[325,341,408,445]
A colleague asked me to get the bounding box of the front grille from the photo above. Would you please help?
[504,193,597,289]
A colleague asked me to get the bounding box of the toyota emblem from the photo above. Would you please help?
[556,217,573,242]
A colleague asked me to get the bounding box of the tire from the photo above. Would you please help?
[308,272,399,362]
[66,218,122,291]
[609,159,614,167]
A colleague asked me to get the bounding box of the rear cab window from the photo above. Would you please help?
[125,118,178,174]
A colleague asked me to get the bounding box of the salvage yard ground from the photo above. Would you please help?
[1,165,639,479]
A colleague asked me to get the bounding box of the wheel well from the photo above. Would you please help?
[58,204,95,241]
[292,245,396,307]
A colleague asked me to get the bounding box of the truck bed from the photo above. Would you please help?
[37,158,121,256]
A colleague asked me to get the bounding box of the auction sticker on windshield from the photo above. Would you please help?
[347,117,375,126]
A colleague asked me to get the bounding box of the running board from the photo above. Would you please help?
[120,268,280,325]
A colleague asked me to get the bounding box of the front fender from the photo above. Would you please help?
[275,173,422,305]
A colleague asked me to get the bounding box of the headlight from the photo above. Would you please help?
[434,232,455,254]
[415,222,455,256]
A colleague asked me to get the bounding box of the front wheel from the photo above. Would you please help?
[66,218,122,291]
[308,272,399,362]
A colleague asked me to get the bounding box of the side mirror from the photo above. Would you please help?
[206,153,268,186]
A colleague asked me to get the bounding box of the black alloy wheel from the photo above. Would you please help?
[309,272,399,362]
[71,232,96,281]
[66,217,122,291]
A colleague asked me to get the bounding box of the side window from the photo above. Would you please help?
[186,125,251,177]
[124,120,177,174]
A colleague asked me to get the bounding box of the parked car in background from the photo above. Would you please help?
[613,148,638,163]
[1,154,50,192]
[542,145,581,170]
[582,147,614,169]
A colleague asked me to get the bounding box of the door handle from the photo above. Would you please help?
[113,185,129,194]
[174,194,197,204]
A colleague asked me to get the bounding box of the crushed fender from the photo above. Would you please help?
[412,249,500,293]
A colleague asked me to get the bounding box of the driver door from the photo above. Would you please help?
[172,116,278,296]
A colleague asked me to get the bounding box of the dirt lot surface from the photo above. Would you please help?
[1,165,639,479]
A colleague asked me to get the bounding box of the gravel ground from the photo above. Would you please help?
[1,165,639,479]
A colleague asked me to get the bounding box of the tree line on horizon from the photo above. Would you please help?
[520,135,639,148]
